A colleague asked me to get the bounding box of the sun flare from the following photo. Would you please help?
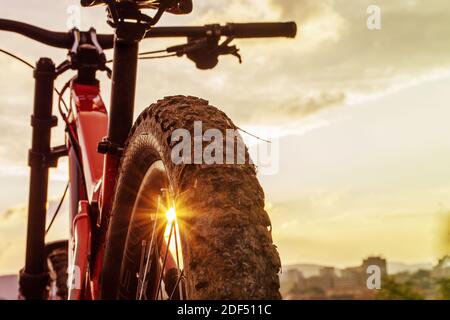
[166,207,176,223]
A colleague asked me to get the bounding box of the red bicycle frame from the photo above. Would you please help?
[66,81,109,300]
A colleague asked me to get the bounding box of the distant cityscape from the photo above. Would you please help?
[280,256,450,300]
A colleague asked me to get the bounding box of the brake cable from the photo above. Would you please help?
[138,48,177,60]
[45,182,69,235]
[139,49,167,55]
[0,49,34,68]
[138,53,177,60]
[105,48,176,63]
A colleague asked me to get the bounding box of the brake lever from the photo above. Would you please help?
[166,36,242,69]
[218,37,242,64]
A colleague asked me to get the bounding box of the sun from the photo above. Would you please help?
[166,207,176,223]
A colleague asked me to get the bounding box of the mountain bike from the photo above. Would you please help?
[0,0,296,300]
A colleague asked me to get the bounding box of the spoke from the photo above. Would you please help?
[134,188,185,300]
[172,219,183,299]
[136,240,147,300]
[174,221,180,269]
[156,221,175,299]
[169,269,184,300]
[137,197,161,300]
[154,237,161,299]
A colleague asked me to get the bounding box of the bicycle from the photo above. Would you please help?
[0,0,296,300]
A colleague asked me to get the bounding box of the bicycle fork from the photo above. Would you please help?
[19,58,67,299]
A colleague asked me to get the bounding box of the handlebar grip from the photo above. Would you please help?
[225,22,297,39]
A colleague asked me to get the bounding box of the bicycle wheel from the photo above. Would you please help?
[101,96,281,300]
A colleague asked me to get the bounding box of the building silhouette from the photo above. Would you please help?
[281,256,388,299]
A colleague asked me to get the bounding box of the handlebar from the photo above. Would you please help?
[145,22,297,39]
[0,19,296,50]
[0,19,112,49]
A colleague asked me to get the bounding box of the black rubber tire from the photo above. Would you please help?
[101,96,281,300]
[46,244,68,300]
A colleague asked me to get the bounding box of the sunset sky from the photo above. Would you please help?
[1,0,450,274]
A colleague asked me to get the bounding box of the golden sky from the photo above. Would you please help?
[1,0,450,274]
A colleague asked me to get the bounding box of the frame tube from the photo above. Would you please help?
[108,38,139,146]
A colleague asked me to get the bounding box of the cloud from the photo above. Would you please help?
[237,91,346,123]
[4,0,449,129]
[0,201,68,274]
[271,0,332,21]
[268,0,450,91]
[0,206,25,221]
[0,206,27,274]
[192,0,278,22]
[169,0,450,127]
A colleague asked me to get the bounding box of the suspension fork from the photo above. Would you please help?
[20,58,67,299]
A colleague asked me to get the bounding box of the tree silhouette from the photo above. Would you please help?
[438,278,450,300]
[376,276,424,300]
